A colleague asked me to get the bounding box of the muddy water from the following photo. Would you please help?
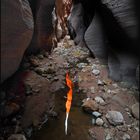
[31,85,92,140]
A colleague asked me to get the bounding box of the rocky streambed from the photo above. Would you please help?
[0,36,139,140]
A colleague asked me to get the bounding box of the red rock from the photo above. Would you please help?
[82,99,99,113]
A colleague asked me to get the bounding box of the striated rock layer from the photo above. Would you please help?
[1,0,34,83]
[68,0,139,87]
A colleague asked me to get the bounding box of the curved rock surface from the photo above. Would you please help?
[28,0,56,53]
[1,0,34,83]
[68,2,86,46]
[69,0,139,86]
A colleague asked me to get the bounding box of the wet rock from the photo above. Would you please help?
[92,111,102,118]
[82,99,99,113]
[96,118,104,126]
[8,134,26,140]
[95,96,105,105]
[123,134,131,140]
[106,111,124,126]
[92,69,100,76]
[131,103,139,119]
[132,132,139,140]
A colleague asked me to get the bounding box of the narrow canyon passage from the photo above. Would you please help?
[28,36,139,140]
[1,36,139,140]
[1,0,139,140]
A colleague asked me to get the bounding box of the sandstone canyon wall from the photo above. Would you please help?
[68,0,139,87]
[1,0,34,83]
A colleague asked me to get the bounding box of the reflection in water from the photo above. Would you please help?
[31,86,92,140]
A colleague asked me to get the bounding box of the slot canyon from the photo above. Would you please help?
[0,0,139,140]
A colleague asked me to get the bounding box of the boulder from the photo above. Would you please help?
[1,0,34,83]
[106,111,124,126]
[82,99,99,113]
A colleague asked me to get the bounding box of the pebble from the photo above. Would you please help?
[90,87,95,94]
[97,80,104,86]
[92,118,96,125]
[96,118,104,126]
[105,134,112,140]
[77,63,87,68]
[87,58,92,63]
[106,111,124,126]
[112,83,118,88]
[103,123,109,128]
[92,69,100,76]
[92,64,97,69]
[123,134,131,140]
[92,111,102,118]
[8,134,26,140]
[37,54,44,59]
[125,108,130,112]
[95,96,105,105]
[107,89,111,94]
[34,67,44,75]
